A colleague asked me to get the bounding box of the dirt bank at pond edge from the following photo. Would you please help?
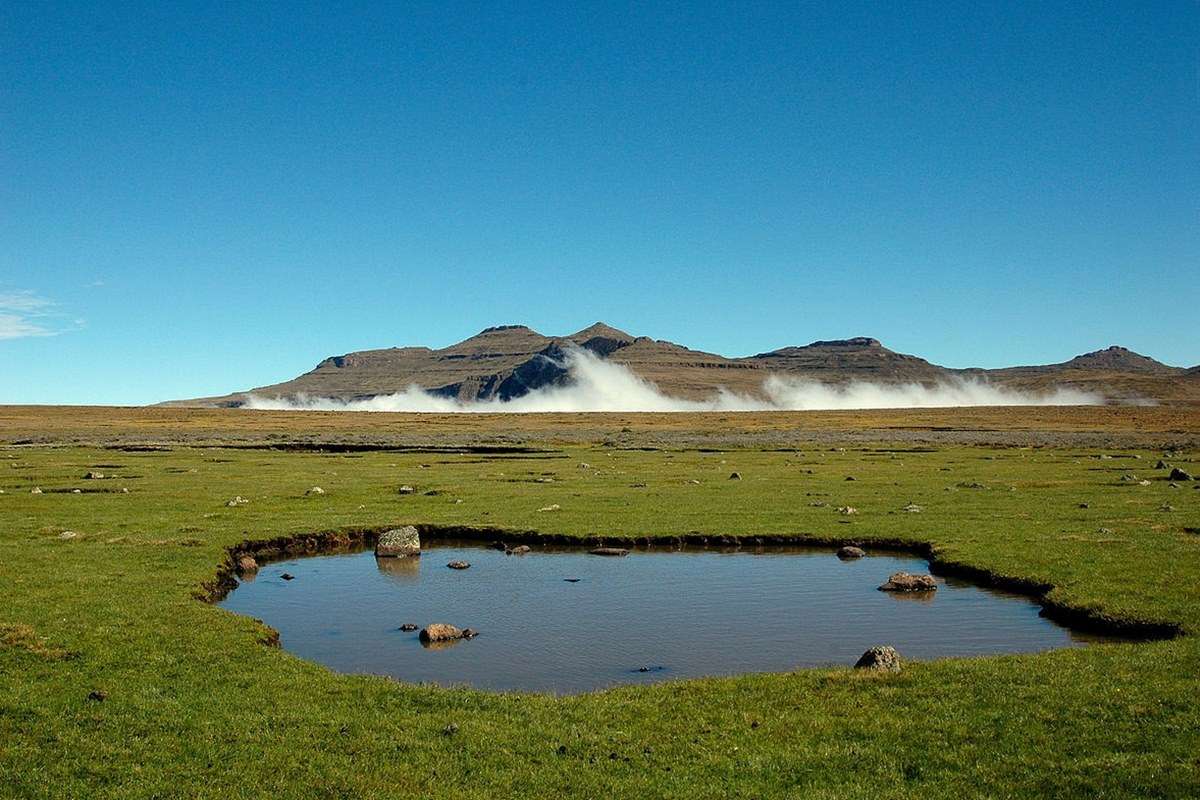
[198,525,1185,645]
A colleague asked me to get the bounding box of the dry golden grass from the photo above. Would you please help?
[1,404,1198,448]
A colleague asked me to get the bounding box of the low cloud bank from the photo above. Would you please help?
[245,348,1101,413]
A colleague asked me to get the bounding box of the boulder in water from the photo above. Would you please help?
[878,572,937,592]
[420,623,465,643]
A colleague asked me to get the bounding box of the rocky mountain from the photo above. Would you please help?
[169,324,1197,407]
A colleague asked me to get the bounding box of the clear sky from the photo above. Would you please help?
[2,2,1197,405]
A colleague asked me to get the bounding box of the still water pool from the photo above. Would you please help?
[220,541,1109,693]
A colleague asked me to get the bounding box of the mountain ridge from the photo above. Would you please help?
[166,322,1197,407]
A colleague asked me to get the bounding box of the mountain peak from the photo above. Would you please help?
[479,324,535,335]
[805,337,883,349]
[568,321,635,342]
[1064,346,1172,373]
[565,322,636,357]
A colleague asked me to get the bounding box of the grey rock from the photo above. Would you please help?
[854,645,902,672]
[375,526,421,558]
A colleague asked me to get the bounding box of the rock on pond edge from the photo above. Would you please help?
[376,526,421,558]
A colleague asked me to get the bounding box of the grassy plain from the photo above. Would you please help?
[1,406,1198,798]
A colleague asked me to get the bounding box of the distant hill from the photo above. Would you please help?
[978,346,1193,402]
[749,337,950,383]
[167,324,1198,407]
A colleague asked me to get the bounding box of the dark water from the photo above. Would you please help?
[219,541,1111,693]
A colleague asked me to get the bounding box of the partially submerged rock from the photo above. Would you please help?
[446,560,470,570]
[236,555,259,574]
[836,546,866,560]
[375,526,421,558]
[855,645,902,672]
[420,623,466,643]
[589,547,629,557]
[878,572,937,592]
[398,623,418,632]
[506,544,532,555]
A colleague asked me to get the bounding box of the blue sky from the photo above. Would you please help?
[2,2,1197,405]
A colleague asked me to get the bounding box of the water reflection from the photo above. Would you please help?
[375,555,420,584]
[882,588,937,604]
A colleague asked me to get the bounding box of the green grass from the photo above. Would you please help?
[1,442,1198,798]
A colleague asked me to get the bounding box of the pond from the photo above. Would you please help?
[219,540,1112,693]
